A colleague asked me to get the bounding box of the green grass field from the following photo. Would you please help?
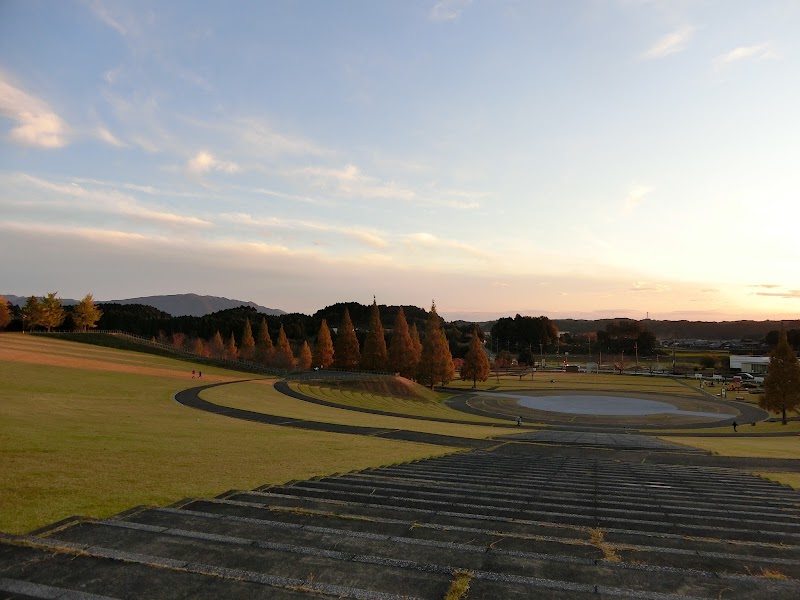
[290,380,507,423]
[446,372,708,398]
[0,334,458,534]
[658,436,800,459]
[203,380,508,438]
[3,333,797,534]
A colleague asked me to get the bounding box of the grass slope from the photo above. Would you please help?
[0,334,457,534]
[290,380,506,424]
[203,380,507,439]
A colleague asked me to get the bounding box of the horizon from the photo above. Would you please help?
[4,290,800,325]
[2,2,799,322]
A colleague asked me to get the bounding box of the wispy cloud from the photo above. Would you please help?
[94,126,126,148]
[640,26,694,60]
[431,0,472,22]
[714,43,779,67]
[187,151,241,174]
[219,212,389,248]
[10,173,212,228]
[0,221,160,244]
[630,281,671,292]
[0,75,68,148]
[403,232,491,259]
[754,289,800,299]
[233,117,329,158]
[623,184,653,212]
[86,0,130,36]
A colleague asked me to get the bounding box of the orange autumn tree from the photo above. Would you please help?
[409,321,423,377]
[224,332,238,360]
[255,317,273,366]
[333,309,360,369]
[239,318,256,360]
[461,326,490,389]
[312,319,335,368]
[0,296,10,330]
[418,302,455,388]
[388,307,417,378]
[297,340,313,370]
[272,324,295,369]
[209,331,225,358]
[360,298,388,371]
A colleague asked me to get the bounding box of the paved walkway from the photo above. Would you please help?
[173,380,800,471]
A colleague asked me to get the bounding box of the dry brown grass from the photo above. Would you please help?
[444,570,473,600]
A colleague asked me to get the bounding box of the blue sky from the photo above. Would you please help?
[1,0,799,320]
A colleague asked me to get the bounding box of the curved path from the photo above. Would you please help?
[174,381,494,449]
[174,379,800,471]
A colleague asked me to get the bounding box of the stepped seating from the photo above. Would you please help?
[2,446,799,599]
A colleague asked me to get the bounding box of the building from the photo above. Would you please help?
[729,355,770,375]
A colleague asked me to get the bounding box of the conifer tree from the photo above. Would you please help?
[388,307,417,378]
[360,298,388,371]
[312,319,335,368]
[760,328,800,425]
[255,317,273,365]
[209,330,225,358]
[333,309,360,369]
[409,321,423,377]
[73,293,103,332]
[418,302,455,388]
[0,296,11,330]
[240,318,256,360]
[22,295,42,332]
[39,292,65,332]
[224,332,239,360]
[461,326,490,389]
[297,340,313,370]
[191,337,208,357]
[273,324,295,369]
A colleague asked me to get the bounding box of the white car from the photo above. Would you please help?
[737,372,765,384]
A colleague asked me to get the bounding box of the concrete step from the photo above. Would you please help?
[290,475,800,527]
[180,497,800,564]
[336,472,795,520]
[38,519,800,600]
[253,484,800,542]
[0,536,370,599]
[129,504,800,580]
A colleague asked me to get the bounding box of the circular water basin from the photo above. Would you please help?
[508,394,734,418]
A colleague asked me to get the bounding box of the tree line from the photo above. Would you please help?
[0,294,479,388]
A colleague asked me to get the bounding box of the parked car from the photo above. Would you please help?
[738,372,765,384]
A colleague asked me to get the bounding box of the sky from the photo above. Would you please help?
[1,0,799,322]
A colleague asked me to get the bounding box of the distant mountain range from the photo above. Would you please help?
[1,293,285,317]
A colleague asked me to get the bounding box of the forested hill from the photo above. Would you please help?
[553,318,800,340]
[2,293,284,317]
[103,293,285,317]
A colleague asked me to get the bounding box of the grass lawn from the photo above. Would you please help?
[658,435,800,459]
[446,372,707,398]
[0,334,458,534]
[758,472,800,490]
[203,380,509,439]
[291,381,506,424]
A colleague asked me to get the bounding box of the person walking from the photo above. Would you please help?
[732,421,738,432]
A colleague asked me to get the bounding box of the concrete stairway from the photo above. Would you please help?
[2,445,799,599]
